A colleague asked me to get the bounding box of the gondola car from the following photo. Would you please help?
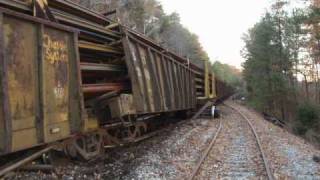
[0,0,217,159]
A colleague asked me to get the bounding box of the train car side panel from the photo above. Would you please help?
[0,13,6,153]
[122,30,197,114]
[42,27,71,143]
[4,15,39,151]
[0,76,4,152]
[0,9,83,154]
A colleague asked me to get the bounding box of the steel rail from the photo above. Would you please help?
[80,62,125,72]
[226,103,274,180]
[0,146,54,177]
[50,8,120,38]
[0,0,31,12]
[49,0,117,25]
[78,41,123,55]
[82,83,128,93]
[188,119,222,180]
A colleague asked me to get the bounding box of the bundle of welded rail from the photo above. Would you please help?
[0,0,226,160]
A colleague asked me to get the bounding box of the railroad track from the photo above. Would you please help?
[189,103,274,180]
[0,146,55,178]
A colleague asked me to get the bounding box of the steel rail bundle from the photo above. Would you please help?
[0,0,220,172]
[0,0,214,100]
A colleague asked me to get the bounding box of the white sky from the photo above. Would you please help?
[159,0,271,68]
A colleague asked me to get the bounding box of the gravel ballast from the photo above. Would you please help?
[7,101,320,179]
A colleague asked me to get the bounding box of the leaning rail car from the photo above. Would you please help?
[122,29,197,114]
[0,0,217,159]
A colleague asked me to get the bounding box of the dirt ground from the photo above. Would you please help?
[6,101,320,180]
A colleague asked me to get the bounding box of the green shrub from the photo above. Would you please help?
[294,124,308,135]
[297,103,319,129]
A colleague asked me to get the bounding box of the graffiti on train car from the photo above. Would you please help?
[43,34,68,65]
[43,33,67,103]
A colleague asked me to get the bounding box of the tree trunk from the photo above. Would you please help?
[304,75,310,100]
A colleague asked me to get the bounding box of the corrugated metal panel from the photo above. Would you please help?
[122,30,197,114]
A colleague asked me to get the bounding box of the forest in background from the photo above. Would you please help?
[243,0,320,147]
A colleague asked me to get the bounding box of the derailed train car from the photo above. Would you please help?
[122,30,199,114]
[0,0,217,159]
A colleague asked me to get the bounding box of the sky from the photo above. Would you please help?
[158,0,271,69]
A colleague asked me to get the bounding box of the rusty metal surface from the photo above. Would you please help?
[108,94,136,119]
[3,15,38,151]
[48,0,115,26]
[0,6,78,33]
[0,13,6,153]
[70,33,84,134]
[0,9,82,155]
[80,63,125,72]
[122,29,197,114]
[51,9,120,39]
[79,41,122,55]
[0,0,214,156]
[82,83,128,94]
[0,0,32,13]
[42,27,71,142]
[0,91,4,152]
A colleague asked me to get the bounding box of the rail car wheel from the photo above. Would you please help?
[64,132,103,160]
[104,122,148,145]
[64,142,78,159]
[127,122,148,139]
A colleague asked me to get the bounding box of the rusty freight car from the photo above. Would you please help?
[0,0,217,160]
[0,7,83,155]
